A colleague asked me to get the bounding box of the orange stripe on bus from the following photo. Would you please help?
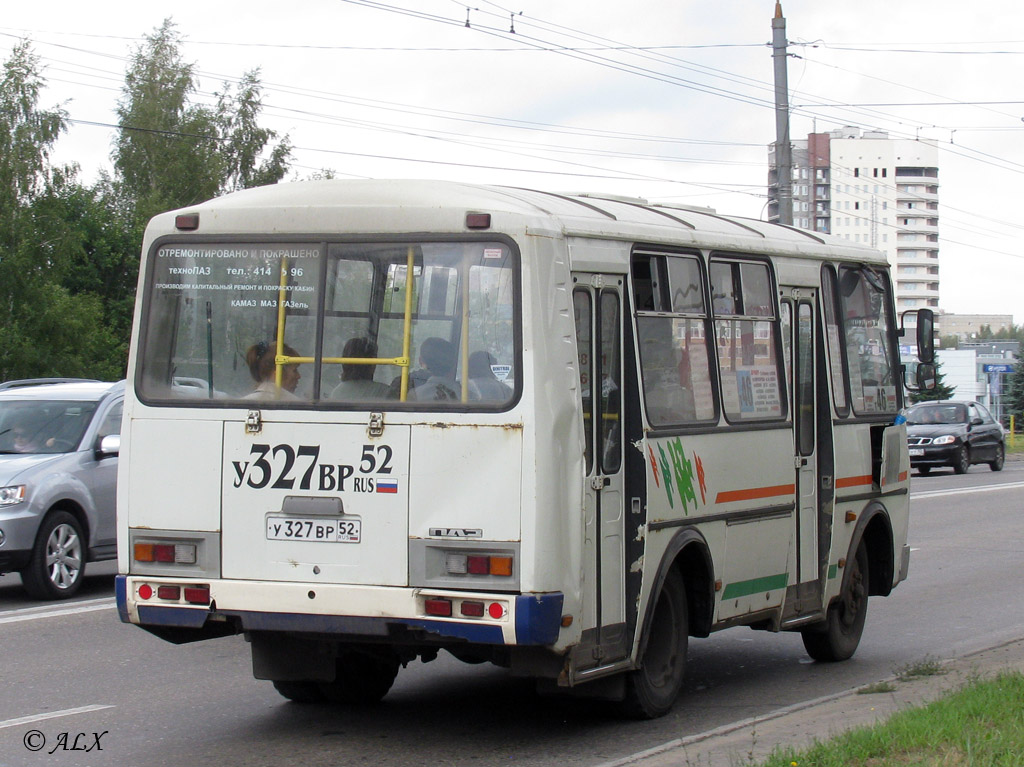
[715,484,795,504]
[836,475,873,489]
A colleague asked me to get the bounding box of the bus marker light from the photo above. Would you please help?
[154,545,175,562]
[175,213,199,230]
[465,212,491,229]
[138,584,153,600]
[460,601,485,618]
[183,586,211,605]
[488,602,505,620]
[490,556,513,576]
[424,598,452,617]
[157,585,181,601]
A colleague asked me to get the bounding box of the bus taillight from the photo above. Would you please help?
[133,542,197,565]
[444,553,514,577]
[424,598,452,617]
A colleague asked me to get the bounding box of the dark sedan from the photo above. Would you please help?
[905,401,1005,475]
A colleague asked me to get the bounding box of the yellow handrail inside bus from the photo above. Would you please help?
[399,245,415,401]
[460,249,471,403]
[271,246,418,400]
[273,256,289,397]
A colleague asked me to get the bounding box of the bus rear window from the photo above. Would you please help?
[138,241,518,409]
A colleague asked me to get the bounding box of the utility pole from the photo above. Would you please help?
[772,1,793,225]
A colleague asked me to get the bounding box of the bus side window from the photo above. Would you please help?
[711,257,785,422]
[837,266,898,415]
[820,266,849,415]
[633,252,715,427]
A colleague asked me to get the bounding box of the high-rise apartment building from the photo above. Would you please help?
[768,127,940,314]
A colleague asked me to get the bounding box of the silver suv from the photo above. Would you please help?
[0,380,124,599]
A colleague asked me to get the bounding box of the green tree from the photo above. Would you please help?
[114,19,222,231]
[114,19,291,234]
[908,358,956,404]
[1005,354,1024,427]
[0,42,117,381]
[216,69,292,192]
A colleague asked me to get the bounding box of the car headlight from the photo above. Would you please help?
[0,485,26,506]
[932,435,956,446]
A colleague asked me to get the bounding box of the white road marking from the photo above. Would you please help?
[0,598,115,625]
[0,705,114,730]
[912,480,1024,500]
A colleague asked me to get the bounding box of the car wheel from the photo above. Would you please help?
[989,443,1005,472]
[802,540,869,662]
[917,466,931,476]
[20,510,86,600]
[952,445,970,475]
[620,568,688,719]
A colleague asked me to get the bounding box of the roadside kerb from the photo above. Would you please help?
[595,636,1024,767]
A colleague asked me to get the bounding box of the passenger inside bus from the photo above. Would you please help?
[244,340,302,400]
[330,337,390,401]
[407,337,459,402]
[466,351,512,402]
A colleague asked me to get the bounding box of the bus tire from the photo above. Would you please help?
[621,569,688,719]
[318,649,400,704]
[801,540,869,662]
[272,680,326,704]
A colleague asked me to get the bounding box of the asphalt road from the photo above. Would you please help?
[1,461,1022,767]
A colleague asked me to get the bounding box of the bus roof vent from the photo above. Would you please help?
[571,192,650,205]
[652,202,718,215]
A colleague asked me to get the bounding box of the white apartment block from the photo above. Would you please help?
[769,127,940,314]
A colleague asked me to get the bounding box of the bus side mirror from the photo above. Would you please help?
[904,362,936,392]
[899,308,934,364]
[915,308,934,363]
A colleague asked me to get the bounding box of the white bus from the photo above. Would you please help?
[116,180,933,718]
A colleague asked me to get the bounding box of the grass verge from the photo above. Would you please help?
[759,672,1024,766]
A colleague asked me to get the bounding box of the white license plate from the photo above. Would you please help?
[266,515,361,543]
[908,448,924,457]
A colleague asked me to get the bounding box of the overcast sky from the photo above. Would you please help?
[2,0,1022,319]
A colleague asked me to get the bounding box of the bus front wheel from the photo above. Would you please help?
[621,569,688,719]
[801,541,869,662]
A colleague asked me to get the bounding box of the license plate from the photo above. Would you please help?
[909,448,924,457]
[266,515,361,543]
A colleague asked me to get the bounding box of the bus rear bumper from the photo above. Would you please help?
[115,574,563,647]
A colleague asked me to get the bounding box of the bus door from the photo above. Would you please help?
[572,275,628,669]
[784,288,835,612]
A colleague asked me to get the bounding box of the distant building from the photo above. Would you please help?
[938,312,1015,341]
[769,127,940,315]
[936,341,1019,423]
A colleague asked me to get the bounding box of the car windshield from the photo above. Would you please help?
[905,404,966,426]
[0,400,98,454]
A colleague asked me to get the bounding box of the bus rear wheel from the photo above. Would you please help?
[318,649,400,704]
[621,569,688,719]
[802,541,869,662]
[272,680,325,704]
